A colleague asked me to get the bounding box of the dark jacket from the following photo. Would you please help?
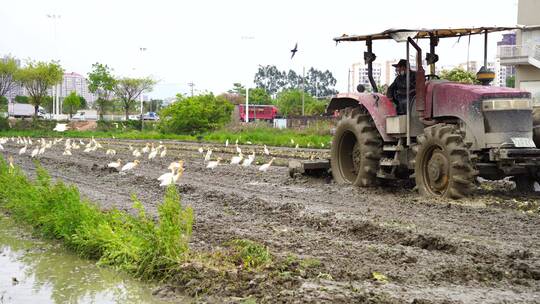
[387,71,416,102]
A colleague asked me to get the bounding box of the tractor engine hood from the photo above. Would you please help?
[427,82,531,118]
[427,81,534,150]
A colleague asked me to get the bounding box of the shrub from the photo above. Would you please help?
[158,94,233,134]
[274,89,327,117]
[439,67,479,84]
[228,239,271,270]
[0,157,193,280]
[0,116,9,131]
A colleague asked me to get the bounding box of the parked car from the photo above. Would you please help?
[142,112,160,121]
[128,115,141,121]
[70,112,86,120]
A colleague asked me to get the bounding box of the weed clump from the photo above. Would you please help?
[227,239,272,270]
[0,157,193,280]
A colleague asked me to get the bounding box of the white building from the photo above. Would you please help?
[498,0,540,104]
[350,62,382,92]
[56,72,96,105]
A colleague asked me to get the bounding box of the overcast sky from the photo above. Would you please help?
[0,0,519,98]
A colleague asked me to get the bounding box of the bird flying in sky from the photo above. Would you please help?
[291,42,298,59]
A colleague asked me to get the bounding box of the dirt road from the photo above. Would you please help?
[2,138,540,303]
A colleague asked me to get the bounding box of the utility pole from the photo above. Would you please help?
[245,87,250,122]
[139,47,147,131]
[301,66,305,116]
[241,35,255,123]
[188,82,195,97]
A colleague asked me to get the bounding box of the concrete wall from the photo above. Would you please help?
[516,0,540,100]
[518,0,540,25]
[516,65,540,85]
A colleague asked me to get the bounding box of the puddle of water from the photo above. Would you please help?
[0,215,175,304]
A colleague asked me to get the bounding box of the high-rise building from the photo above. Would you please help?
[350,62,382,92]
[55,72,96,105]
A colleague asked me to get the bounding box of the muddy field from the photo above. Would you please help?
[2,137,540,303]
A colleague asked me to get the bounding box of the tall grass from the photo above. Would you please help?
[0,157,193,280]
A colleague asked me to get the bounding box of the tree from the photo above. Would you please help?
[88,63,116,119]
[113,77,156,120]
[439,68,479,84]
[254,65,286,96]
[274,89,318,117]
[0,96,7,112]
[285,70,300,89]
[305,99,329,116]
[63,91,81,118]
[42,96,53,113]
[254,65,338,97]
[219,92,244,105]
[15,95,29,103]
[79,96,87,109]
[228,83,246,96]
[248,87,271,105]
[0,56,20,100]
[305,68,338,97]
[158,94,233,133]
[506,75,515,88]
[144,99,163,112]
[18,60,63,117]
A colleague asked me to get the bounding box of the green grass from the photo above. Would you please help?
[227,239,272,270]
[0,157,193,280]
[0,125,333,148]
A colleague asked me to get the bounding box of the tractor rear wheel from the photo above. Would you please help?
[513,175,536,192]
[414,124,476,199]
[330,107,382,186]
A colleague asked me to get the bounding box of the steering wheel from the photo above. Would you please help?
[425,74,440,80]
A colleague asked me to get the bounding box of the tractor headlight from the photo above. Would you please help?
[482,99,532,111]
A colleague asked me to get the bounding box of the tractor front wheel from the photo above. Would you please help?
[330,107,382,186]
[414,124,476,199]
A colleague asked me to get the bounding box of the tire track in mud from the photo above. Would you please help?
[1,138,540,303]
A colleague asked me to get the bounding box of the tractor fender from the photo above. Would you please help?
[327,93,397,142]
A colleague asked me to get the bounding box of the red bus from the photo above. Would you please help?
[238,104,278,122]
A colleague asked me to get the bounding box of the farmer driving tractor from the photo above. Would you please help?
[386,59,416,115]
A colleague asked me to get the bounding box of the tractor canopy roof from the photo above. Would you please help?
[334,26,525,43]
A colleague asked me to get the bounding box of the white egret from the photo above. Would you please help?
[259,157,275,172]
[121,160,140,172]
[206,157,221,169]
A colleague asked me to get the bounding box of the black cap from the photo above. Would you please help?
[392,59,407,68]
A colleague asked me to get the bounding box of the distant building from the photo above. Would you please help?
[498,0,540,103]
[350,62,381,91]
[384,59,399,86]
[56,72,96,105]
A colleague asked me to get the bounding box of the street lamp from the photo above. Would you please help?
[139,47,147,130]
[241,35,255,123]
[46,14,61,118]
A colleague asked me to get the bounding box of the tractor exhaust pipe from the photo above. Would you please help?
[407,37,426,116]
[365,38,378,93]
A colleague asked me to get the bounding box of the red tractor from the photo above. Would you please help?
[326,27,538,199]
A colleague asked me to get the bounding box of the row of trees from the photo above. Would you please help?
[87,63,156,120]
[0,58,64,116]
[0,57,156,119]
[254,65,338,97]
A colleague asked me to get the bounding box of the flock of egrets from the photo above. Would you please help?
[0,134,277,187]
